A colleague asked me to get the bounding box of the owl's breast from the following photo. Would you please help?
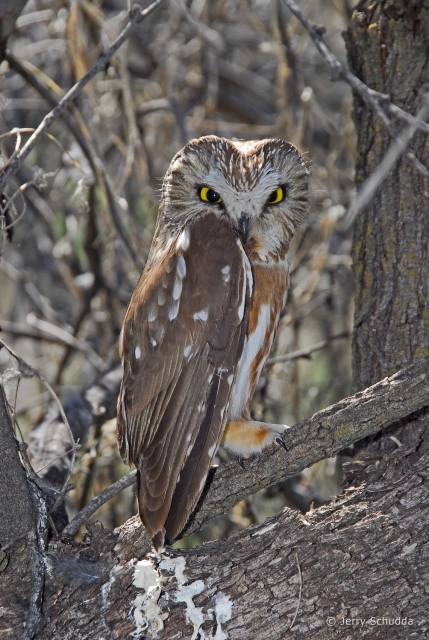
[228,257,290,420]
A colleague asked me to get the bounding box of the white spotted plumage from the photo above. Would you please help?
[117,135,309,551]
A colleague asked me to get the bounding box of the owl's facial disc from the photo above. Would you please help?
[162,136,308,256]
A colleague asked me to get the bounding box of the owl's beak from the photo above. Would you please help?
[236,214,249,244]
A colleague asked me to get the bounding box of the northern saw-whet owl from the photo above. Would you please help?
[117,136,309,551]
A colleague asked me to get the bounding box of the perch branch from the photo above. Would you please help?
[181,357,429,537]
[61,358,429,542]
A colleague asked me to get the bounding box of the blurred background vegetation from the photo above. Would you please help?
[0,0,357,547]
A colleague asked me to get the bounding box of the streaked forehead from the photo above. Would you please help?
[170,136,297,192]
[209,139,277,191]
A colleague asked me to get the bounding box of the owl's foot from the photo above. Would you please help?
[222,419,291,455]
[275,436,288,452]
[237,455,246,469]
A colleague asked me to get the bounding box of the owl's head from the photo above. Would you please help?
[159,136,309,261]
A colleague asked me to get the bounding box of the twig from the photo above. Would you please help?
[383,99,429,135]
[281,0,429,179]
[19,480,49,640]
[114,45,138,196]
[172,0,225,53]
[27,314,104,371]
[0,0,167,193]
[5,48,141,267]
[18,442,64,499]
[0,316,105,371]
[36,445,81,474]
[62,470,137,537]
[289,552,302,631]
[342,94,429,228]
[265,331,350,365]
[1,260,65,325]
[0,340,76,512]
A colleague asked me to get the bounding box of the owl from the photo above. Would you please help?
[117,136,309,551]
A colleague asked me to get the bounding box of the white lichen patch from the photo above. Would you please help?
[131,559,165,637]
[101,564,125,610]
[212,592,233,640]
[160,556,205,640]
[124,554,234,639]
[251,521,279,537]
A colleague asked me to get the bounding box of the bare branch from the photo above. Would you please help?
[342,94,429,228]
[281,0,429,179]
[181,357,429,538]
[265,331,350,365]
[0,0,167,193]
[0,316,105,371]
[62,470,137,537]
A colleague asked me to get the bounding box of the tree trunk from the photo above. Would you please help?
[348,0,429,391]
[2,2,429,639]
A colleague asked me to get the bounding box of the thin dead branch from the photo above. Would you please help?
[0,317,104,371]
[0,0,166,189]
[281,0,429,179]
[265,331,350,365]
[342,94,429,227]
[62,470,137,537]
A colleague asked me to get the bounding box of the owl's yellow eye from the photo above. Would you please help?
[268,186,284,204]
[200,186,222,204]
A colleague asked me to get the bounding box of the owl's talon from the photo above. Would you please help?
[237,455,246,470]
[275,436,288,452]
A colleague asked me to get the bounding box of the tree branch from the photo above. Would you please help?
[62,470,137,537]
[0,316,105,371]
[0,0,167,193]
[182,357,429,537]
[57,358,429,542]
[0,385,35,547]
[281,0,429,178]
[265,331,350,365]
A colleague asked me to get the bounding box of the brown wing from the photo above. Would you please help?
[117,213,250,547]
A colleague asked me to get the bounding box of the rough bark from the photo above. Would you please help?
[0,385,35,548]
[0,0,28,61]
[347,0,429,391]
[27,365,122,530]
[1,408,428,639]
